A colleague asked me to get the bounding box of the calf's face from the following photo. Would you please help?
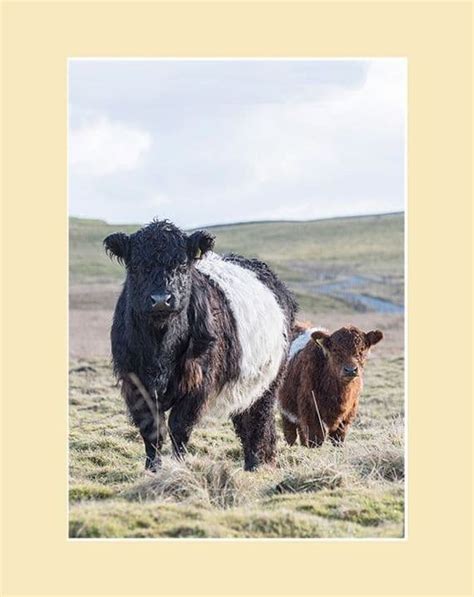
[311,326,383,383]
[104,220,214,325]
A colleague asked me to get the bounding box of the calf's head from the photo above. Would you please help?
[311,326,383,383]
[104,219,214,325]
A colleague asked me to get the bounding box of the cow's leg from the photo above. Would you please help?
[154,408,168,461]
[232,386,277,471]
[122,377,163,471]
[168,391,206,460]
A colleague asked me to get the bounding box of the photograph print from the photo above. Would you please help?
[68,58,406,539]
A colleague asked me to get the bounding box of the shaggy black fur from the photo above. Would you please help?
[232,375,280,471]
[104,219,297,471]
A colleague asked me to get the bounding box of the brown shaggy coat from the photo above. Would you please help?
[278,325,383,447]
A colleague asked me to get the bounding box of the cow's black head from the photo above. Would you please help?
[104,219,214,325]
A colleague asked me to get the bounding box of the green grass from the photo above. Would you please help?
[209,214,404,277]
[69,355,404,539]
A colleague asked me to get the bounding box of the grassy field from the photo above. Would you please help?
[69,213,405,538]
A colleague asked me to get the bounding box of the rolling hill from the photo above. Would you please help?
[69,212,404,313]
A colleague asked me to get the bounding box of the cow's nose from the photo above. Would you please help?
[343,365,358,376]
[150,293,173,310]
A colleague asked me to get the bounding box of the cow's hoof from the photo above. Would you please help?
[243,456,259,472]
[145,456,161,473]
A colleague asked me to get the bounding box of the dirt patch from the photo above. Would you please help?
[69,283,403,359]
[69,283,122,311]
[70,309,113,359]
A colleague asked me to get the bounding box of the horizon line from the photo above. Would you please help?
[69,210,404,230]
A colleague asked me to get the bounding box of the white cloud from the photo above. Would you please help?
[68,60,405,226]
[69,116,152,176]
[149,192,171,206]
[233,60,405,192]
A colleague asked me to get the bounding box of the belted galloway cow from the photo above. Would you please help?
[104,219,297,471]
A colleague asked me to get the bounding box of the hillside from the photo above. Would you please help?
[69,213,404,314]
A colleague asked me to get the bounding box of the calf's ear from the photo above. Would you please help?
[103,233,130,265]
[365,330,383,346]
[311,330,330,354]
[187,230,215,260]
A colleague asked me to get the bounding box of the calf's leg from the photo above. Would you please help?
[308,427,326,448]
[232,386,277,471]
[297,423,309,447]
[298,410,325,448]
[281,416,297,446]
[328,405,358,446]
[328,418,353,445]
[328,424,347,445]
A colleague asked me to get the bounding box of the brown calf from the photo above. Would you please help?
[278,325,383,447]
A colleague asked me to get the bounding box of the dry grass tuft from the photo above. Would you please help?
[347,419,405,482]
[271,452,349,494]
[124,456,263,509]
[350,444,405,482]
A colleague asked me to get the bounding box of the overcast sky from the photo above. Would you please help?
[68,59,406,228]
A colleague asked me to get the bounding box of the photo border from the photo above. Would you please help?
[2,1,472,596]
[66,55,409,544]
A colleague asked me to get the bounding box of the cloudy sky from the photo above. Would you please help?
[68,59,406,228]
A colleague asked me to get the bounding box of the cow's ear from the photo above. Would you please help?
[187,230,215,260]
[311,330,330,354]
[103,233,130,265]
[365,330,383,347]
